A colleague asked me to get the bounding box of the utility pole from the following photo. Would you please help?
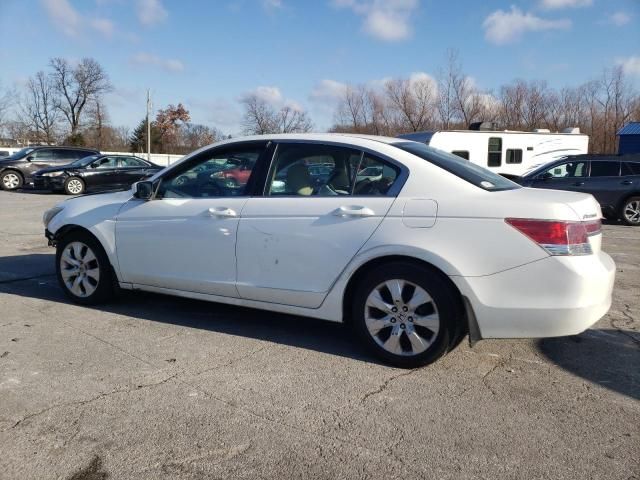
[146,89,152,162]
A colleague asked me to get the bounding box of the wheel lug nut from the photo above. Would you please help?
[402,306,408,312]
[408,317,413,322]
[400,324,406,329]
[390,318,396,323]
[392,307,398,313]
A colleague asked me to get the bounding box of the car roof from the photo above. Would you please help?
[210,133,407,148]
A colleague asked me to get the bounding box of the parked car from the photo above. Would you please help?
[0,146,99,191]
[33,154,162,195]
[516,154,640,226]
[43,134,614,367]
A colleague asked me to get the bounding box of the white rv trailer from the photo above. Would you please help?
[398,127,589,176]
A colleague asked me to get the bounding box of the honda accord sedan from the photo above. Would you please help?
[42,134,615,367]
[34,154,162,195]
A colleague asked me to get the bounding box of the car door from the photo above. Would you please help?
[235,142,401,308]
[586,160,624,209]
[528,159,590,194]
[84,156,120,189]
[23,148,56,182]
[115,142,268,297]
[117,157,153,186]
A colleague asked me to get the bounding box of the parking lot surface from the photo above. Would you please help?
[0,190,638,480]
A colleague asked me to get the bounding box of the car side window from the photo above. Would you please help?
[622,162,640,176]
[31,149,55,161]
[590,161,620,177]
[542,161,587,179]
[120,157,147,167]
[156,145,264,199]
[91,157,118,169]
[353,153,399,196]
[267,143,360,196]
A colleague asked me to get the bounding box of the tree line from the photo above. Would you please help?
[1,53,638,154]
[329,51,640,154]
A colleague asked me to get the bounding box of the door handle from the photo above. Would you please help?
[572,182,585,186]
[333,206,375,217]
[207,207,237,218]
[621,180,633,185]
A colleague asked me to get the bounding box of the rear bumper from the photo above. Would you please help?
[451,251,615,339]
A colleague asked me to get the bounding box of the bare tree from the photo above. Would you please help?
[0,82,16,136]
[21,71,59,144]
[49,57,112,140]
[385,76,436,132]
[241,95,313,134]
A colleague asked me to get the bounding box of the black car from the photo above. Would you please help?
[0,146,99,191]
[33,154,162,195]
[517,154,640,226]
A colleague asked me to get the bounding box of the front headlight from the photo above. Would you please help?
[41,171,65,177]
[43,206,64,227]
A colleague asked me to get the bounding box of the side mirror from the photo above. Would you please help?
[26,155,33,162]
[539,172,553,180]
[133,181,154,200]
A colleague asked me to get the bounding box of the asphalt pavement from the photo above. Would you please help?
[0,190,638,479]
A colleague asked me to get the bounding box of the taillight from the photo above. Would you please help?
[505,218,601,256]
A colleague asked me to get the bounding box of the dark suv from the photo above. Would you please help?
[518,154,640,226]
[0,146,99,191]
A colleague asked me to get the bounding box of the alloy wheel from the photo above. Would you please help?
[67,179,84,194]
[2,173,20,189]
[364,279,440,356]
[624,200,640,224]
[59,242,100,298]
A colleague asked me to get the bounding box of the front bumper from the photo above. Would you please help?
[33,176,65,191]
[451,251,615,339]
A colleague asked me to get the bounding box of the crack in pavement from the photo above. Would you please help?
[481,355,510,396]
[5,373,178,432]
[360,369,420,405]
[192,345,269,377]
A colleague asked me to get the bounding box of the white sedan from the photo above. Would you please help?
[43,134,615,367]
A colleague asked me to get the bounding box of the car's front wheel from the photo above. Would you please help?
[1,170,23,190]
[352,262,459,368]
[620,196,640,226]
[56,232,114,305]
[64,177,85,195]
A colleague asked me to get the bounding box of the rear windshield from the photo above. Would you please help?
[394,141,519,191]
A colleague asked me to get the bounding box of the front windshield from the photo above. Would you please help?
[4,147,34,160]
[71,155,100,167]
[394,141,519,192]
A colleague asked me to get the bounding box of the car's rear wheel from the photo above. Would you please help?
[56,232,114,305]
[1,170,23,190]
[620,196,640,226]
[64,177,85,195]
[352,262,457,368]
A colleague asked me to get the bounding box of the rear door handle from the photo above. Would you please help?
[333,206,375,217]
[573,182,585,186]
[207,207,237,218]
[621,180,633,185]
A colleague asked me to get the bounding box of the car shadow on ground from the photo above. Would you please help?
[0,253,378,365]
[537,330,640,400]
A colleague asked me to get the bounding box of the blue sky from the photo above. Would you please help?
[1,0,638,134]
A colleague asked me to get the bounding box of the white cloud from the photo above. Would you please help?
[130,52,184,72]
[332,0,419,42]
[262,0,283,11]
[137,0,168,26]
[608,11,631,26]
[41,0,81,36]
[90,18,115,37]
[617,56,640,76]
[245,86,284,105]
[539,0,592,9]
[483,7,571,45]
[310,79,348,103]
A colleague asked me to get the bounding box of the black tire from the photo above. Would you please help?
[620,196,640,226]
[56,231,115,305]
[64,177,85,195]
[351,262,460,368]
[0,170,24,191]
